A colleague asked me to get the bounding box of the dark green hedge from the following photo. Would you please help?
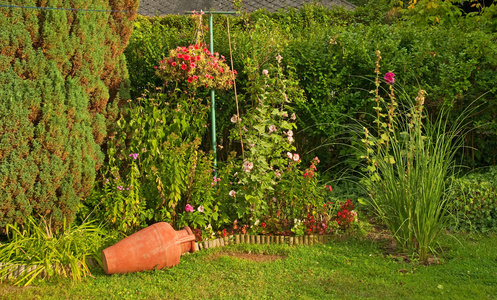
[124,3,497,169]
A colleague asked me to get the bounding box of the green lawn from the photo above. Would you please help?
[1,232,496,299]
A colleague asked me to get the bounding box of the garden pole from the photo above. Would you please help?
[185,11,236,177]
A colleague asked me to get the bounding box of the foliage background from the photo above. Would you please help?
[124,3,497,172]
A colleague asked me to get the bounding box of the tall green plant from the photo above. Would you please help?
[360,52,469,262]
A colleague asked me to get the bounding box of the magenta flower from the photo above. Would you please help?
[185,204,194,212]
[129,153,139,160]
[384,72,395,84]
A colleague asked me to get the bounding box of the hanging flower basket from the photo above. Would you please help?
[155,43,235,90]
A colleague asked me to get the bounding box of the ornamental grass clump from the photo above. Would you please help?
[360,51,469,263]
[0,217,110,286]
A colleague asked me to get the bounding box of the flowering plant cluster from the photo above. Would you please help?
[155,43,235,90]
[335,199,357,230]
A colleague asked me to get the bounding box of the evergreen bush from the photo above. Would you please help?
[0,0,138,231]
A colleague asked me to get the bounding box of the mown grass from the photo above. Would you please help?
[1,232,496,299]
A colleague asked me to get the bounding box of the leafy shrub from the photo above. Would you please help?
[449,167,497,232]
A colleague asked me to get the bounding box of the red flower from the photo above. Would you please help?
[187,77,193,83]
[193,75,198,80]
[196,56,201,61]
[328,185,332,192]
[194,44,199,49]
[181,64,187,70]
[262,222,266,228]
[190,62,196,68]
[171,62,177,67]
[177,53,183,58]
[183,54,191,61]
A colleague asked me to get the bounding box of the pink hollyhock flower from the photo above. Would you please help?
[293,153,300,161]
[185,204,194,212]
[198,205,204,213]
[287,152,293,159]
[229,190,236,197]
[268,125,277,133]
[262,69,269,76]
[242,161,254,172]
[291,113,297,120]
[384,72,395,84]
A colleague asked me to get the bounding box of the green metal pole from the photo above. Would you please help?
[185,11,236,178]
[208,13,217,177]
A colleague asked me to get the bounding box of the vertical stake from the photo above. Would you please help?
[208,13,217,177]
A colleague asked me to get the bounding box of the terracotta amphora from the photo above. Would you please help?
[102,222,196,274]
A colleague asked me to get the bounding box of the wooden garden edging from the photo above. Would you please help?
[193,233,349,251]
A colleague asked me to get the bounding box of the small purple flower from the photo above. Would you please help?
[384,72,395,84]
[185,204,194,212]
[129,153,139,160]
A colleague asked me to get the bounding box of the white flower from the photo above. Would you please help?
[229,190,236,197]
[293,153,300,161]
[268,125,277,133]
[276,54,283,63]
[231,114,239,123]
[262,69,269,76]
[291,113,297,120]
[287,152,293,159]
[288,136,294,143]
[286,130,293,137]
[254,219,260,226]
[198,205,205,213]
[242,161,254,172]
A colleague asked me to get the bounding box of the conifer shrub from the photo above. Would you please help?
[0,0,139,231]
